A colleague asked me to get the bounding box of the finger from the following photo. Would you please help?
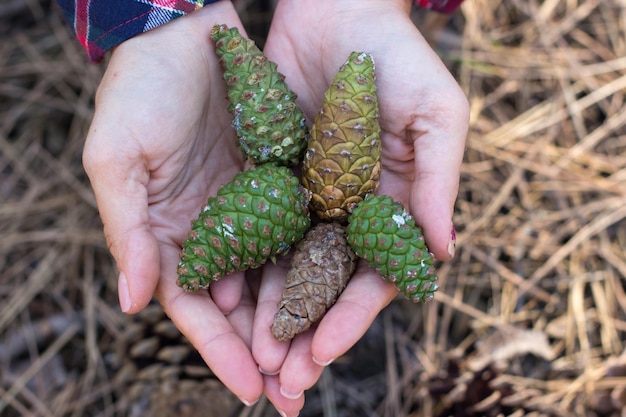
[83,126,158,314]
[263,374,305,417]
[252,261,291,375]
[408,85,469,261]
[156,244,263,406]
[277,330,323,401]
[223,275,257,347]
[310,263,398,366]
[210,274,246,315]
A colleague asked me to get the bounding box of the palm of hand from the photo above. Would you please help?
[264,1,467,257]
[252,2,468,411]
[85,42,245,284]
[83,20,269,402]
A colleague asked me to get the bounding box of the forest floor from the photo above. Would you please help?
[1,0,625,416]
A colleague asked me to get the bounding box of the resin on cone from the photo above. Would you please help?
[346,194,438,302]
[177,164,311,291]
[211,24,308,167]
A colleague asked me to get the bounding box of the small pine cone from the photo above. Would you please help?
[271,222,357,342]
[302,51,381,222]
[346,194,438,302]
[211,24,308,167]
[177,164,311,291]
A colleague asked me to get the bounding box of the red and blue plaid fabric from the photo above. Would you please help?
[55,0,464,63]
[415,0,465,14]
[55,0,218,63]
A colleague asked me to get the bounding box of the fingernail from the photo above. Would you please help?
[447,223,456,258]
[258,366,280,376]
[240,397,258,407]
[118,272,131,313]
[312,356,335,366]
[280,386,303,400]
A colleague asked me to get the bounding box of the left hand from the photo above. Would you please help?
[252,0,469,414]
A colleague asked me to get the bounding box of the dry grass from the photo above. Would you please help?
[1,0,625,416]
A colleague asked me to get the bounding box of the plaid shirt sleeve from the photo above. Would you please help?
[415,0,464,13]
[55,0,219,63]
[55,0,463,64]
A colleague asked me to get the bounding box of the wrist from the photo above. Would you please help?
[112,1,241,72]
[58,0,232,63]
[415,0,464,13]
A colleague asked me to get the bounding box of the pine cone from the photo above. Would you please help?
[177,163,311,291]
[211,24,308,167]
[346,194,438,302]
[271,222,357,342]
[302,52,381,222]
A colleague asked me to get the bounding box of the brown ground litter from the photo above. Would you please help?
[1,1,624,416]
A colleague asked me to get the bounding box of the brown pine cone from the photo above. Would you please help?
[271,222,357,342]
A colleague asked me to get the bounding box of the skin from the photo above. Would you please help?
[252,1,469,414]
[81,0,468,416]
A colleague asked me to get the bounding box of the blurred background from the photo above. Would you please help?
[1,0,625,416]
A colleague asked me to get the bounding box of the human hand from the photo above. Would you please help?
[82,2,265,405]
[253,0,469,413]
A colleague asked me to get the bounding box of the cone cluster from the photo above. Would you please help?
[176,25,439,339]
[176,25,312,292]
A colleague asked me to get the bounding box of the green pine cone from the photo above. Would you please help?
[346,194,438,302]
[177,164,312,292]
[302,51,381,222]
[211,24,308,167]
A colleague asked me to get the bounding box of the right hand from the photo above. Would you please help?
[82,2,265,405]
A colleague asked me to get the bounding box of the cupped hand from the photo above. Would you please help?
[254,0,469,412]
[82,2,264,405]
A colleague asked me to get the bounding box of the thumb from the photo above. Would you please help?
[83,131,159,314]
[409,91,468,261]
[114,225,160,314]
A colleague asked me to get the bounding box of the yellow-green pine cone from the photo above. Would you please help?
[302,51,382,222]
[345,195,438,302]
[210,24,308,167]
[177,164,311,292]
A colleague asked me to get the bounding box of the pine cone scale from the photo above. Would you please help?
[271,223,357,341]
[302,52,381,222]
[177,164,311,291]
[346,194,438,302]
